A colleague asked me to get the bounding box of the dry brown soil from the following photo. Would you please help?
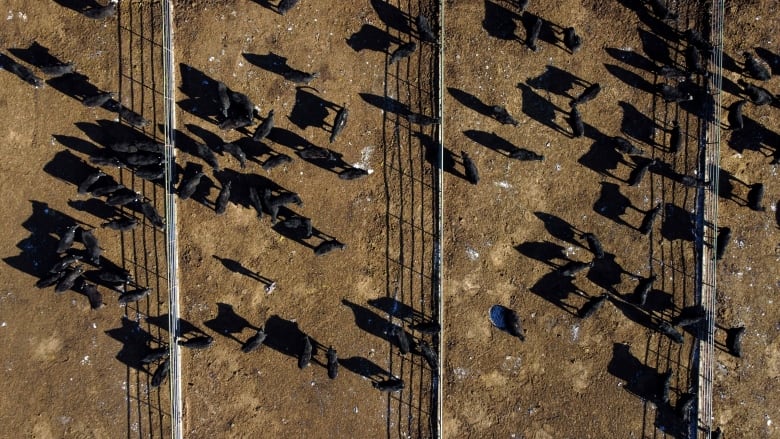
[0,0,778,438]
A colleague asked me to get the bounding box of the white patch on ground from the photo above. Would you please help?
[353,145,375,174]
[571,323,580,341]
[501,355,522,372]
[465,246,479,261]
[452,367,469,380]
[81,355,90,365]
[494,181,512,189]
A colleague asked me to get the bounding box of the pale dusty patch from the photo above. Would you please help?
[442,414,463,437]
[32,335,62,362]
[532,425,555,439]
[567,359,590,393]
[31,421,54,439]
[488,242,513,269]
[765,340,780,379]
[480,370,509,388]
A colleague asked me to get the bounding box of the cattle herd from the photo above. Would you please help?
[3,0,779,436]
[2,0,441,400]
[452,0,775,436]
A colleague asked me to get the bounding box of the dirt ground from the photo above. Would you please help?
[1,0,778,438]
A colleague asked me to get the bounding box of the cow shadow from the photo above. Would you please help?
[520,12,559,49]
[8,42,113,106]
[619,101,656,145]
[68,198,119,221]
[661,203,695,242]
[515,241,567,269]
[640,288,675,313]
[578,135,627,180]
[248,0,274,13]
[678,81,713,121]
[174,129,210,163]
[266,127,312,150]
[414,132,462,180]
[52,134,103,157]
[527,65,588,98]
[533,211,583,246]
[483,0,520,41]
[370,0,412,35]
[608,342,665,402]
[359,92,412,116]
[267,128,350,174]
[339,356,392,383]
[52,0,101,12]
[593,182,638,230]
[517,83,568,136]
[43,149,101,188]
[212,255,274,286]
[105,316,156,371]
[185,123,224,151]
[717,167,748,205]
[605,47,657,74]
[346,24,399,53]
[242,52,318,86]
[342,299,392,343]
[615,0,679,43]
[605,63,655,94]
[76,119,150,148]
[3,201,87,282]
[529,271,581,316]
[145,314,204,338]
[289,87,337,131]
[447,87,493,117]
[175,161,214,208]
[263,315,325,368]
[755,47,780,76]
[638,27,673,66]
[367,296,423,322]
[204,302,259,345]
[464,130,523,157]
[177,63,223,125]
[727,117,778,156]
[586,252,627,294]
[242,52,294,78]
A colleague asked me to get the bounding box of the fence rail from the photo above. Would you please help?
[159,1,182,439]
[696,0,725,436]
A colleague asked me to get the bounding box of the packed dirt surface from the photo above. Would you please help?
[1,0,778,438]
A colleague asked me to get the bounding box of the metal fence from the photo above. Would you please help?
[696,0,726,436]
[377,1,442,438]
[115,1,171,438]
